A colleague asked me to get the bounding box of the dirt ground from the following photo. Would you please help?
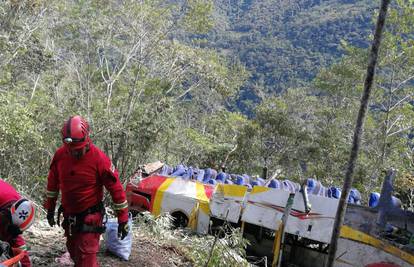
[25,221,193,267]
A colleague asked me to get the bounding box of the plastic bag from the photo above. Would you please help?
[54,251,74,266]
[104,215,133,261]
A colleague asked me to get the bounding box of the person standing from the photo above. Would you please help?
[0,179,35,267]
[44,115,129,267]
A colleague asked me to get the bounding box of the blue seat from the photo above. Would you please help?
[216,172,227,182]
[256,177,265,186]
[204,168,217,181]
[194,169,205,181]
[171,164,186,177]
[348,188,361,204]
[369,192,402,208]
[283,180,299,193]
[235,176,245,185]
[268,179,281,189]
[182,167,193,180]
[306,178,324,195]
[242,174,250,184]
[369,192,380,207]
[328,187,341,199]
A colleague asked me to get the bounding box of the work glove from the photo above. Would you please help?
[118,221,129,240]
[47,209,55,227]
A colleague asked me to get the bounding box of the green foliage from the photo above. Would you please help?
[167,110,249,168]
[204,0,376,100]
[0,0,251,194]
[308,0,414,195]
[0,92,51,197]
[136,212,250,267]
[183,0,215,34]
[0,0,412,209]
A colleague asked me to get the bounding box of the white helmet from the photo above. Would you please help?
[10,198,36,231]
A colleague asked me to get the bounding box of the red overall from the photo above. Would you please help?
[44,144,128,267]
[0,179,31,267]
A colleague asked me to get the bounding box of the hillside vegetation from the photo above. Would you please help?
[205,0,376,102]
[0,0,412,209]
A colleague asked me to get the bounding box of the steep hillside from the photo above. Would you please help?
[24,213,250,267]
[206,0,376,105]
[26,220,191,267]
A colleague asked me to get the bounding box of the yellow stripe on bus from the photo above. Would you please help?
[340,225,414,265]
[250,186,270,194]
[152,178,175,216]
[188,202,199,230]
[195,182,210,214]
[272,223,283,267]
[216,184,247,198]
[199,201,210,215]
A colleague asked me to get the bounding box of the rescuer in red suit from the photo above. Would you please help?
[0,179,35,267]
[44,115,129,267]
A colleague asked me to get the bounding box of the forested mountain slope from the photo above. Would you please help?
[206,0,376,103]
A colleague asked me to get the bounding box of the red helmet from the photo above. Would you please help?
[61,115,90,149]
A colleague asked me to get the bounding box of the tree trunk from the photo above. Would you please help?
[327,1,391,266]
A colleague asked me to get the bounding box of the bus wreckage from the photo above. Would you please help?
[126,162,414,267]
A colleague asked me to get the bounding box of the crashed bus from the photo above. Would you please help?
[126,163,414,267]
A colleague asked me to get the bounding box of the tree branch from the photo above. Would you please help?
[29,74,40,101]
[389,94,413,112]
[387,126,413,137]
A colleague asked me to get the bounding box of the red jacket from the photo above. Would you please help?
[0,179,31,267]
[44,144,129,223]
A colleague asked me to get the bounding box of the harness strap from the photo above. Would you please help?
[80,224,106,233]
[62,202,106,235]
[76,202,105,218]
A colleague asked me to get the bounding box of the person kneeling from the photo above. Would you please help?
[0,179,36,267]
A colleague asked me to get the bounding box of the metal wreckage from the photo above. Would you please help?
[125,161,414,267]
